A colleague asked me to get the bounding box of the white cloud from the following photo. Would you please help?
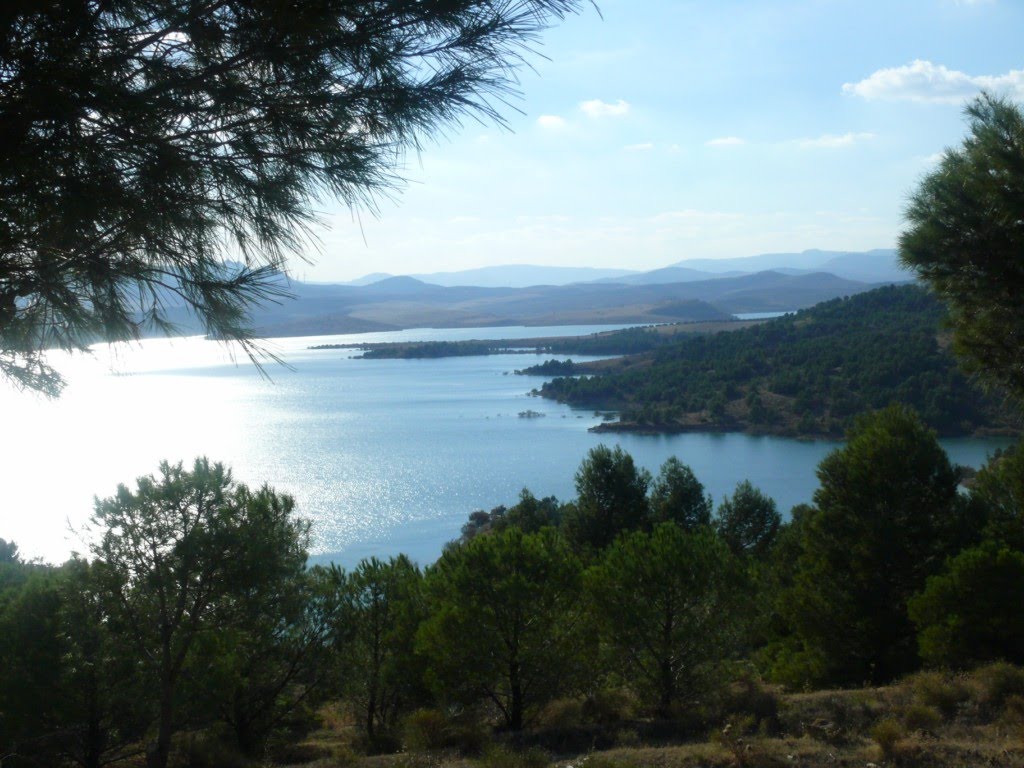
[797,132,875,149]
[624,142,654,152]
[706,136,746,147]
[843,60,1024,104]
[536,115,568,130]
[579,99,631,118]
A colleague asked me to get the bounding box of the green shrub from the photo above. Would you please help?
[581,688,637,725]
[974,663,1024,712]
[718,673,780,730]
[871,718,904,761]
[402,708,490,756]
[404,708,450,752]
[1004,694,1024,724]
[761,642,830,690]
[902,703,942,734]
[999,694,1024,741]
[907,670,969,718]
[537,698,584,729]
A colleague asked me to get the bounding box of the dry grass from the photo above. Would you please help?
[175,667,1024,768]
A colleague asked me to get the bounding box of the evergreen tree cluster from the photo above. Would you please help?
[6,409,1022,765]
[539,285,1019,436]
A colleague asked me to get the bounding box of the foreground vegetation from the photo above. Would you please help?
[3,406,1024,767]
[286,664,1024,768]
[538,285,1021,438]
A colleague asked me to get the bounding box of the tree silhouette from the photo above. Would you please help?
[0,0,588,395]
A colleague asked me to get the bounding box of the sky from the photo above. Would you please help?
[295,0,1024,282]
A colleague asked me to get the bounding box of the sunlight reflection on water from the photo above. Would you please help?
[1,327,1015,568]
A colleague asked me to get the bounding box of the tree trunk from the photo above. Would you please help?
[82,668,105,768]
[509,662,523,732]
[366,693,376,743]
[658,658,674,718]
[147,684,175,768]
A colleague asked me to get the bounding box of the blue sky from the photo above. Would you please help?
[301,0,1024,282]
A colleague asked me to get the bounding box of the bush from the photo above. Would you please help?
[1000,694,1024,740]
[902,703,942,734]
[402,708,490,756]
[783,691,883,744]
[581,688,637,725]
[717,673,780,731]
[404,708,450,752]
[537,698,585,729]
[907,670,969,718]
[974,663,1024,713]
[1004,694,1024,722]
[870,717,904,760]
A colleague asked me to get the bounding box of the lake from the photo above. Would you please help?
[0,325,1013,567]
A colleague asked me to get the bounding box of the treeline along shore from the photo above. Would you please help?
[308,319,763,359]
[534,285,1022,439]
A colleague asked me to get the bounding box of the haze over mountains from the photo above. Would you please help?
[343,248,908,289]
[158,249,910,338]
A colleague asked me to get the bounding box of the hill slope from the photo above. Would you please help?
[538,285,1020,437]
[154,265,881,338]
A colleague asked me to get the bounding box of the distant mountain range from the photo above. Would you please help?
[345,249,909,289]
[153,249,910,338]
[666,248,910,284]
[236,270,878,337]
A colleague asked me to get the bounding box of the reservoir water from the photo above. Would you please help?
[1,325,1013,567]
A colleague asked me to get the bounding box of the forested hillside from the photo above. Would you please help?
[539,285,1020,437]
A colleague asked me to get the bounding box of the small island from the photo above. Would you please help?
[517,409,546,418]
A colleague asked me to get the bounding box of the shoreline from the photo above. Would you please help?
[588,418,1021,440]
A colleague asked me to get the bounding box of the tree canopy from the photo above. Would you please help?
[648,457,712,531]
[586,524,745,716]
[564,444,651,551]
[540,286,1017,437]
[90,458,310,768]
[900,94,1024,400]
[909,542,1024,668]
[0,0,588,395]
[714,480,781,559]
[418,528,585,731]
[772,406,971,686]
